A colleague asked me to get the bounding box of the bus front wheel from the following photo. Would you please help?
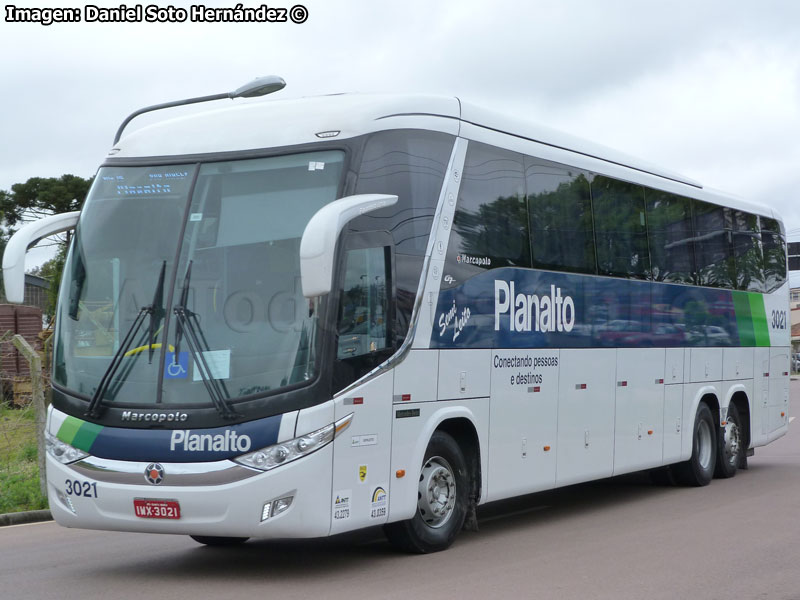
[383,430,469,553]
[674,402,717,487]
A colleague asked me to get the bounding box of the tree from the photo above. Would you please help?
[0,175,90,227]
[0,174,92,318]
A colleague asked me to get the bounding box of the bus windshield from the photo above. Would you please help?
[53,150,345,409]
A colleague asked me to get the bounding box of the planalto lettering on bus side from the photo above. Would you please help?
[494,280,575,333]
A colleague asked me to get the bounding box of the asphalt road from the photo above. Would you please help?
[3,379,799,600]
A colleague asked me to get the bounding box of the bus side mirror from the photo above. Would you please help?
[299,194,397,298]
[2,211,81,303]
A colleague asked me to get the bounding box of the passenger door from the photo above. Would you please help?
[330,235,396,534]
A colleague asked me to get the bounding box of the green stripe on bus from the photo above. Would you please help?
[71,421,103,452]
[56,416,83,445]
[732,291,755,346]
[748,293,770,346]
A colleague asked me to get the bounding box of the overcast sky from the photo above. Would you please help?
[1,0,798,285]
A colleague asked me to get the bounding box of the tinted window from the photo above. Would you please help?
[526,158,595,274]
[444,143,528,286]
[646,190,695,284]
[592,176,650,279]
[337,247,390,360]
[732,211,764,292]
[693,201,734,288]
[350,129,455,341]
[761,216,787,293]
[352,130,454,256]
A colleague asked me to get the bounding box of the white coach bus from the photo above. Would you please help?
[3,79,791,553]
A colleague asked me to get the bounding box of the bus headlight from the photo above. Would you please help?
[234,413,353,472]
[45,430,89,464]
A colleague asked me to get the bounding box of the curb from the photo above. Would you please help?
[0,509,52,527]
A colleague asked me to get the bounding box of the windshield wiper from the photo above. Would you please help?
[173,261,237,420]
[85,261,167,419]
[147,261,167,364]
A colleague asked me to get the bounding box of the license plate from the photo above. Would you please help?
[133,498,181,519]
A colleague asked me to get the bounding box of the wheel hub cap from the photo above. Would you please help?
[417,456,456,529]
[723,420,741,467]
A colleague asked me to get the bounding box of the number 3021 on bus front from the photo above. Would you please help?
[65,479,98,498]
[771,310,787,330]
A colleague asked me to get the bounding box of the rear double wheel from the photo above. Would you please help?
[383,431,469,553]
[714,403,744,478]
[674,402,717,486]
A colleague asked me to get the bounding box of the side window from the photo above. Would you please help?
[645,190,695,284]
[761,216,787,293]
[444,142,528,287]
[693,201,734,288]
[526,159,595,274]
[591,176,650,279]
[732,211,764,292]
[337,247,390,360]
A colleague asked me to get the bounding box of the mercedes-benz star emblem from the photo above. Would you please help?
[144,463,165,485]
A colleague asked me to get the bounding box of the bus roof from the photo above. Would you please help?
[109,93,777,220]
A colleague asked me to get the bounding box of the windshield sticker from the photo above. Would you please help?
[164,351,189,379]
[189,212,203,222]
[192,349,231,381]
[333,490,351,521]
[308,161,326,171]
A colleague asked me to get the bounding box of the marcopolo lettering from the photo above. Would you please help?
[170,429,252,453]
[121,411,188,423]
[494,280,575,333]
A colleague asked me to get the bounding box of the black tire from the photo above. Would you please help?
[190,535,249,546]
[714,403,744,479]
[383,431,469,553]
[674,402,717,487]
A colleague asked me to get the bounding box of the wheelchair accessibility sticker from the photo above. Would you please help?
[164,351,189,379]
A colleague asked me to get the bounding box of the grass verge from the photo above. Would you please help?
[0,402,48,513]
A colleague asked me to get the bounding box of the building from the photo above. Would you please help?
[792,287,800,360]
[0,274,49,379]
[0,274,50,313]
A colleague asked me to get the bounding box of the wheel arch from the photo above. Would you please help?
[725,386,752,450]
[436,417,482,506]
[388,403,487,523]
[682,386,720,461]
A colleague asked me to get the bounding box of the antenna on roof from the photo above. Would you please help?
[112,75,286,145]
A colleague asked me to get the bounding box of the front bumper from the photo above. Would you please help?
[47,444,334,539]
